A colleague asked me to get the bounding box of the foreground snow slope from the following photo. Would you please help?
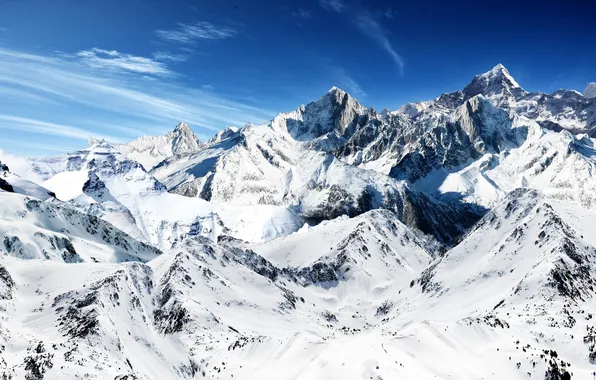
[0,191,161,263]
[2,192,595,379]
[0,160,54,201]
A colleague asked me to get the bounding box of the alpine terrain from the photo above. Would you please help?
[2,64,596,380]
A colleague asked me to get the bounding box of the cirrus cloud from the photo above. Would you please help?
[0,47,275,156]
[77,48,175,77]
[319,0,404,75]
[155,21,237,44]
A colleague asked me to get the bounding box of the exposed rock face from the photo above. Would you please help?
[0,265,15,300]
[0,177,14,192]
[388,96,528,183]
[462,63,526,105]
[283,87,366,145]
[0,160,14,192]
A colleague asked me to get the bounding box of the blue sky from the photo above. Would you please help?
[0,0,595,156]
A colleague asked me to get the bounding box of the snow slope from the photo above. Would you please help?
[0,191,161,263]
[0,160,55,201]
[2,192,595,379]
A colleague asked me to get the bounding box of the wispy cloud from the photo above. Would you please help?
[152,51,188,63]
[76,48,174,77]
[319,1,404,75]
[0,84,62,106]
[383,8,396,19]
[0,47,275,155]
[335,68,366,98]
[354,14,404,75]
[319,0,344,13]
[292,8,311,19]
[0,115,122,142]
[155,21,237,44]
[1,139,79,153]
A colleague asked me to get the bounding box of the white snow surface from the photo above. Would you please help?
[2,192,596,379]
[42,170,89,201]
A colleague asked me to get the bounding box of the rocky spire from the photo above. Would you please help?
[170,122,203,155]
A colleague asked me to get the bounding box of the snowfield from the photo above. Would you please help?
[1,64,596,379]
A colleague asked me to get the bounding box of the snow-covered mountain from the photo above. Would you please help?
[2,64,596,379]
[18,139,303,250]
[115,121,204,171]
[585,82,596,99]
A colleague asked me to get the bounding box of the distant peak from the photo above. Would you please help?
[208,126,239,144]
[170,121,203,154]
[174,121,192,133]
[328,86,345,93]
[584,82,596,99]
[481,64,518,85]
[88,136,113,149]
[463,63,523,100]
[327,86,350,98]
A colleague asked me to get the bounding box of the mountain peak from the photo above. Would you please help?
[584,82,596,99]
[463,63,523,101]
[170,121,203,154]
[88,136,114,149]
[173,121,192,133]
[328,86,346,95]
[489,63,509,74]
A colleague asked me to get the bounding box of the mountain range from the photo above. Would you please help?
[1,64,596,379]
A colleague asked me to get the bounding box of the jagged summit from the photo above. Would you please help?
[272,85,366,146]
[115,121,203,170]
[87,136,114,149]
[173,121,192,133]
[584,82,596,98]
[463,63,525,101]
[479,63,520,87]
[327,86,348,95]
[207,126,239,144]
[170,121,202,154]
